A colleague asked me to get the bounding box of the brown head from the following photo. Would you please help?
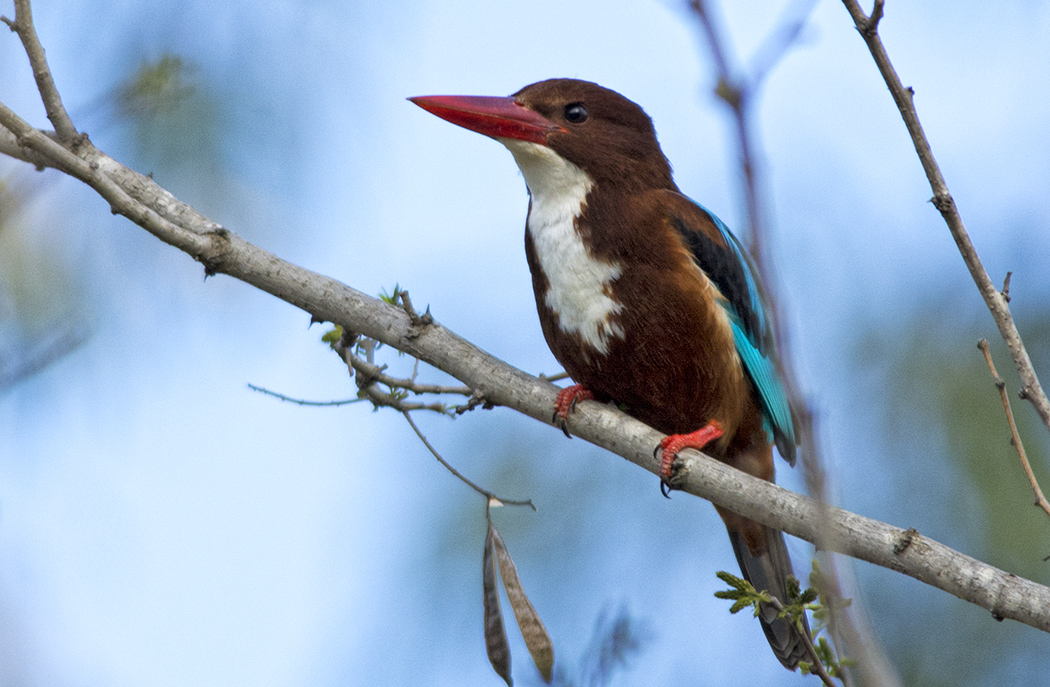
[410,78,675,193]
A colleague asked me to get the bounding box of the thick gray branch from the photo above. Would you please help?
[0,119,1046,634]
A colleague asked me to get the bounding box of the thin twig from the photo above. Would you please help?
[977,339,1050,521]
[331,332,477,415]
[346,353,473,398]
[689,0,766,276]
[0,326,89,391]
[840,0,1050,436]
[2,0,77,142]
[247,384,364,407]
[358,384,453,413]
[747,0,819,87]
[403,411,536,509]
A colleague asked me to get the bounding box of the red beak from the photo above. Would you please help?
[408,94,564,145]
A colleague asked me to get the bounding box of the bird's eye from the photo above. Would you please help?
[564,103,589,124]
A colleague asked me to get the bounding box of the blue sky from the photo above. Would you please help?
[1,1,1049,685]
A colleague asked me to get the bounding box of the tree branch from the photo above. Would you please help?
[840,0,1050,436]
[1,115,1047,634]
[2,0,77,142]
[2,0,1049,642]
[977,339,1050,521]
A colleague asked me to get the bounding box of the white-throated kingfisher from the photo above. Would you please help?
[410,79,810,669]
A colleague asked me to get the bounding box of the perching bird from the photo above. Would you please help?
[410,78,810,669]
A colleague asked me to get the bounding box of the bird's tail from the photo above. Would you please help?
[726,522,811,670]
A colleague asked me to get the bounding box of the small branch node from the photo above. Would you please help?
[893,527,918,555]
[1001,271,1013,302]
[397,290,434,338]
[455,390,492,415]
[930,192,954,213]
[858,8,881,36]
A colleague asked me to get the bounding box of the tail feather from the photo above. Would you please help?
[727,525,811,670]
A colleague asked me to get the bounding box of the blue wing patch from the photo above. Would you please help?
[728,312,796,465]
[686,201,797,465]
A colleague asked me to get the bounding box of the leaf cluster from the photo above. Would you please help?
[714,569,852,682]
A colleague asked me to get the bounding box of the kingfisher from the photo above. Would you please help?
[410,79,810,669]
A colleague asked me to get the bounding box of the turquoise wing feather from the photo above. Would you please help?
[680,200,797,464]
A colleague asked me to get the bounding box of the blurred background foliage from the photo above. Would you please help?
[1,1,1049,686]
[854,301,1050,687]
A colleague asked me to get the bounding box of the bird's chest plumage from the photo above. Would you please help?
[524,190,625,356]
[523,194,748,440]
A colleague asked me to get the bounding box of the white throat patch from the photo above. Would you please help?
[500,139,625,356]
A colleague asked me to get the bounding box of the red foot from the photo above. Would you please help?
[553,384,595,437]
[656,420,725,482]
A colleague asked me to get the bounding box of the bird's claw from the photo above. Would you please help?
[552,410,573,439]
[552,384,595,439]
[655,420,725,498]
[654,443,678,497]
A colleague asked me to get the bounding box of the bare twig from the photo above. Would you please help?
[747,0,819,87]
[345,352,473,399]
[348,363,459,414]
[247,384,364,407]
[337,335,476,415]
[249,347,532,507]
[403,411,536,510]
[0,326,89,391]
[1,0,77,142]
[840,0,1050,436]
[977,339,1050,521]
[2,0,1050,637]
[689,0,765,276]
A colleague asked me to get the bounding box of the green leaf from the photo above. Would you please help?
[321,326,343,345]
[728,599,752,614]
[715,570,747,589]
[379,284,402,305]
